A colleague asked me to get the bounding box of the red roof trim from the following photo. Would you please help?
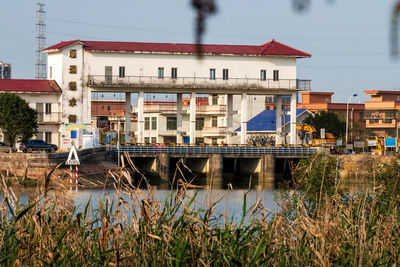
[364,90,400,94]
[43,39,311,58]
[0,79,62,94]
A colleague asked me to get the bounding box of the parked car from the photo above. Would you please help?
[19,139,58,153]
[0,142,17,153]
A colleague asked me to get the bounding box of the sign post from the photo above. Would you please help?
[66,145,80,190]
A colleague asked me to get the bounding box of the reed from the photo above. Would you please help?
[1,155,400,266]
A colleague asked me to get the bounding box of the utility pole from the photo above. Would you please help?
[35,3,47,79]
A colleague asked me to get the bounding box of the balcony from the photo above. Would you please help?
[142,104,227,114]
[87,75,311,93]
[201,127,227,136]
[37,112,61,124]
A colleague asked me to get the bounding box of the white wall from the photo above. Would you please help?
[83,52,297,81]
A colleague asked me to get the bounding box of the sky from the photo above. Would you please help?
[1,0,400,103]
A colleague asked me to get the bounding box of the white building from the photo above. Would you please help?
[0,79,62,146]
[44,39,311,146]
[0,61,12,79]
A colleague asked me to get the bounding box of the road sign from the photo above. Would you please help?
[385,138,397,148]
[320,128,325,139]
[66,145,80,165]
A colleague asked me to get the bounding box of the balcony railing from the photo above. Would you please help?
[141,104,227,113]
[87,75,311,90]
[201,127,227,136]
[37,112,61,123]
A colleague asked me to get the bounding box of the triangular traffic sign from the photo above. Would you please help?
[66,145,80,165]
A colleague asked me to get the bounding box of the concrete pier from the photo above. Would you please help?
[124,152,282,185]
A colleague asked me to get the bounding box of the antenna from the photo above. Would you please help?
[35,3,47,79]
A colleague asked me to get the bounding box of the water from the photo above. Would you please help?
[70,187,279,221]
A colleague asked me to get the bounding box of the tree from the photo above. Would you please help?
[302,111,345,139]
[0,93,38,145]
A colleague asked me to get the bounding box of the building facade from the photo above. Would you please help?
[0,79,62,146]
[44,39,311,146]
[0,61,12,79]
[298,92,365,142]
[364,90,400,138]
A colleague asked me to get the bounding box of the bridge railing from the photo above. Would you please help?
[109,145,320,155]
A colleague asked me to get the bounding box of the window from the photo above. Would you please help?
[212,116,218,127]
[68,115,77,123]
[265,96,275,102]
[223,69,229,80]
[45,103,52,114]
[196,118,205,130]
[273,70,279,81]
[209,68,216,80]
[102,106,104,110]
[49,66,52,79]
[158,67,164,79]
[212,94,218,105]
[69,81,77,91]
[107,106,110,111]
[151,137,157,143]
[384,119,392,124]
[119,66,125,78]
[171,67,177,79]
[69,65,77,74]
[166,117,177,130]
[45,132,52,143]
[144,137,150,144]
[105,66,112,83]
[260,69,266,81]
[144,117,150,130]
[69,49,77,58]
[151,117,157,130]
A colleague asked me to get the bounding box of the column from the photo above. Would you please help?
[125,92,131,144]
[276,95,282,145]
[137,91,144,143]
[177,93,183,144]
[290,92,297,145]
[189,92,196,144]
[226,94,233,144]
[240,93,247,144]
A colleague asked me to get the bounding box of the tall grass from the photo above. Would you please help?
[1,153,400,265]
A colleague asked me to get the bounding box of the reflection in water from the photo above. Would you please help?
[71,187,279,222]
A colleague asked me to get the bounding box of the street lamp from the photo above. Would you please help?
[345,93,358,148]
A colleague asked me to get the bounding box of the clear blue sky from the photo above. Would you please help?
[1,0,400,103]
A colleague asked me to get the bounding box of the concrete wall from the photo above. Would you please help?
[0,147,106,178]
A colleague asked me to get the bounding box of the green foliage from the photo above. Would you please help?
[368,155,400,213]
[0,93,38,145]
[288,152,339,215]
[303,111,346,139]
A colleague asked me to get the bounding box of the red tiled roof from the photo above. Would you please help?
[0,79,62,94]
[43,39,311,58]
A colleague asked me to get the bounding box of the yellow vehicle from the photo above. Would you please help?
[296,122,337,149]
[375,136,385,155]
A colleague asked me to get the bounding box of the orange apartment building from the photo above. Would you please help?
[298,92,365,141]
[364,90,400,138]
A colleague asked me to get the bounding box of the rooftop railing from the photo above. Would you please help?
[87,75,311,90]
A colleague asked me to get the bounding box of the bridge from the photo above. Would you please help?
[108,145,321,186]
